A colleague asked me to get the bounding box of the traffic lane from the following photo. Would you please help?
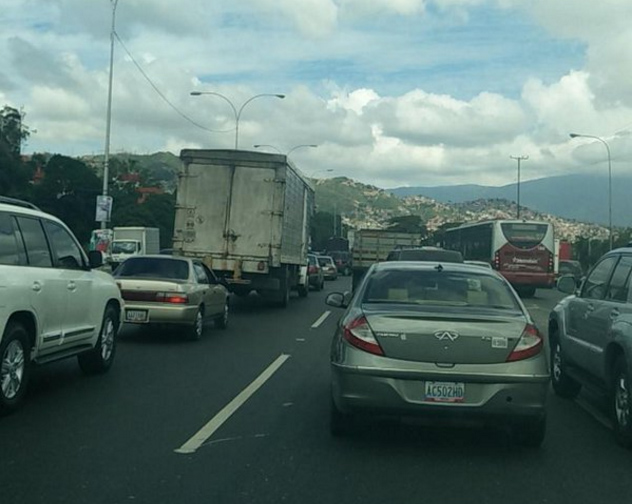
[136,300,632,504]
[0,280,345,504]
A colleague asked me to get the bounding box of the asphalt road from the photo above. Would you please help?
[1,280,631,504]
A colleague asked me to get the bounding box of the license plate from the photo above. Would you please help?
[424,381,465,403]
[125,309,148,323]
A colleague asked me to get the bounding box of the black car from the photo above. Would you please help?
[386,246,464,263]
[328,250,352,276]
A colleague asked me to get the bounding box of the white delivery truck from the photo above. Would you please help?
[111,227,161,265]
[173,149,314,307]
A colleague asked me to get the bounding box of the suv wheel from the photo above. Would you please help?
[78,305,118,375]
[550,336,581,399]
[0,322,30,414]
[612,357,632,448]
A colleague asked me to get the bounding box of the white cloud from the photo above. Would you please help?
[2,0,632,191]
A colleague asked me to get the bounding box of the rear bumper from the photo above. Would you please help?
[501,272,555,289]
[332,363,549,422]
[123,302,199,325]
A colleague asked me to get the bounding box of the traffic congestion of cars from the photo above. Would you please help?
[2,197,632,452]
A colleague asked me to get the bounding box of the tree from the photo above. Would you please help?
[0,106,32,197]
[32,155,102,244]
[0,106,30,157]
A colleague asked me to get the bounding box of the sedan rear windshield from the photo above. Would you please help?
[363,269,520,310]
[115,258,190,280]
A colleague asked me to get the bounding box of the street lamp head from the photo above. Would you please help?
[190,91,202,96]
[569,133,582,138]
[275,94,286,99]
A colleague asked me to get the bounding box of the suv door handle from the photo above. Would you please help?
[32,281,42,292]
[67,281,77,291]
[610,309,620,320]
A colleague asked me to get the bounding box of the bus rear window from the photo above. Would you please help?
[501,223,548,250]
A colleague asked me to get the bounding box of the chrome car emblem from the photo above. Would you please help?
[434,330,459,341]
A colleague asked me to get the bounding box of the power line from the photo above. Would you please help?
[113,32,233,134]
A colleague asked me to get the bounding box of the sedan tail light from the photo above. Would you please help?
[155,292,189,304]
[506,324,543,362]
[343,316,384,356]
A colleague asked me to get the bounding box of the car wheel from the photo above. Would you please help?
[298,283,309,298]
[612,356,632,448]
[0,322,30,415]
[215,302,229,330]
[513,416,546,448]
[330,397,353,436]
[78,305,118,375]
[189,306,205,341]
[550,335,581,399]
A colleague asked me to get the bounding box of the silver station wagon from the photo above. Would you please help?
[326,261,550,446]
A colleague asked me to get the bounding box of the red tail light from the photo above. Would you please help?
[507,324,543,362]
[155,292,189,304]
[308,265,317,274]
[342,316,384,356]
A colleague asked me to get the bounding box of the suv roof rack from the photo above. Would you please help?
[0,196,40,211]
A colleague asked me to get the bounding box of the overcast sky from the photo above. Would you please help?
[2,0,632,189]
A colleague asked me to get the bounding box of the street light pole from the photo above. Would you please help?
[510,155,528,220]
[254,144,318,156]
[570,133,613,250]
[190,92,285,149]
[101,0,119,230]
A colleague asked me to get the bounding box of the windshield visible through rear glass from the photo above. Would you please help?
[112,241,138,254]
[363,269,520,309]
[500,223,548,250]
[115,258,190,280]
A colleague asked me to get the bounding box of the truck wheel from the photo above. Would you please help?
[78,305,118,374]
[0,322,30,415]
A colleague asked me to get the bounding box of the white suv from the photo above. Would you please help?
[0,197,123,414]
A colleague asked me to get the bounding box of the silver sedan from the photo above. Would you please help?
[326,261,549,446]
[114,255,229,340]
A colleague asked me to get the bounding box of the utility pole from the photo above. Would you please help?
[100,0,119,229]
[510,155,529,219]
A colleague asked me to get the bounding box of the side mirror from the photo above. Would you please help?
[557,275,577,295]
[326,292,349,309]
[88,250,103,269]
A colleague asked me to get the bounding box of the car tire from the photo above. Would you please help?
[298,283,309,298]
[513,416,546,448]
[612,356,632,449]
[0,322,30,415]
[550,335,581,399]
[78,305,118,375]
[330,397,353,436]
[215,302,229,330]
[189,306,205,341]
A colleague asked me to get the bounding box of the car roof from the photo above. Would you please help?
[0,202,68,228]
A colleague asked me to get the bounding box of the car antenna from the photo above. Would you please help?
[435,264,444,272]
